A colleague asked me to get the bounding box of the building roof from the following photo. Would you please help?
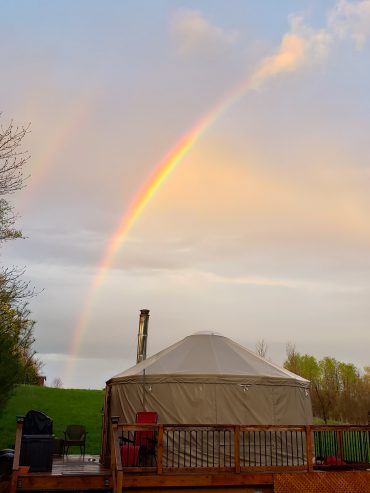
[111,332,308,382]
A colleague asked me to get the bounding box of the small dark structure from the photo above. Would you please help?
[19,410,53,472]
[37,376,47,386]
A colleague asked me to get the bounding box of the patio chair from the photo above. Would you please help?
[120,411,158,466]
[63,425,87,456]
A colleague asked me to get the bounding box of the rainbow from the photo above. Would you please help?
[65,76,259,382]
[18,101,93,211]
[65,31,305,381]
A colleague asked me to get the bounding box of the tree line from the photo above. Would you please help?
[283,343,370,424]
[0,116,41,414]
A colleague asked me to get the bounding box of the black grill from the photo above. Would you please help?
[20,410,54,472]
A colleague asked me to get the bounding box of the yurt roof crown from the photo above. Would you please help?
[111,330,308,383]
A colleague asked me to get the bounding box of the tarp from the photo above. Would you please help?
[106,333,313,425]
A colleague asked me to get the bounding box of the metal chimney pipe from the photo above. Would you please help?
[136,309,150,364]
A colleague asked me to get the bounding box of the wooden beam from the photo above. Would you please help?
[111,416,122,493]
[18,474,112,491]
[112,426,123,472]
[122,473,274,488]
[12,417,24,471]
[116,470,123,493]
[9,416,24,493]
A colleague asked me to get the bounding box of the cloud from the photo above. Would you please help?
[170,8,239,58]
[191,270,362,294]
[170,2,370,81]
[251,15,331,86]
[119,266,361,295]
[328,0,370,48]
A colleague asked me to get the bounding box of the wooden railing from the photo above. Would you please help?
[239,425,309,471]
[111,421,370,476]
[312,425,370,468]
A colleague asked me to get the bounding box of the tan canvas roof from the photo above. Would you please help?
[110,332,308,383]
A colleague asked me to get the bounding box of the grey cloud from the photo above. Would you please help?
[328,0,370,49]
[170,8,239,58]
[6,227,105,268]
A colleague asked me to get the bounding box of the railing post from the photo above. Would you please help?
[111,417,119,470]
[110,416,122,493]
[305,425,313,472]
[157,424,164,474]
[338,430,344,462]
[234,425,240,473]
[368,412,370,464]
[116,469,123,493]
[9,416,24,493]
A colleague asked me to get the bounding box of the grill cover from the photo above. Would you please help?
[23,410,53,435]
[20,410,54,472]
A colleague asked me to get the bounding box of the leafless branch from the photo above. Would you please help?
[0,117,30,195]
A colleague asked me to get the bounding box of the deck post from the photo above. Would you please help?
[111,416,121,493]
[100,385,112,465]
[157,424,164,474]
[116,469,123,493]
[111,416,120,469]
[367,411,370,454]
[9,416,24,493]
[234,425,240,473]
[305,425,313,472]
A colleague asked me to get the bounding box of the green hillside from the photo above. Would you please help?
[0,385,104,454]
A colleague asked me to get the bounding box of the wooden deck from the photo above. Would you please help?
[13,455,112,491]
[11,455,370,493]
[9,419,370,493]
[109,422,370,493]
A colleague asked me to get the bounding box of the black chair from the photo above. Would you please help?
[63,425,87,456]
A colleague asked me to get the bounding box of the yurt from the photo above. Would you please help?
[102,312,313,466]
[105,332,313,426]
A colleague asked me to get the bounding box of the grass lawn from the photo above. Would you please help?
[0,385,104,454]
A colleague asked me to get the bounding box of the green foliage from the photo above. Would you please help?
[0,116,40,415]
[0,385,104,454]
[0,272,40,415]
[284,345,370,424]
[0,198,22,241]
[0,323,23,412]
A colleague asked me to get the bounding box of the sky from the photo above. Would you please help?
[2,0,370,388]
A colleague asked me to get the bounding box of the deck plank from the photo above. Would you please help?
[51,454,110,475]
[16,455,112,491]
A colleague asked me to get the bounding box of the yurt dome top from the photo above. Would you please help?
[110,332,308,383]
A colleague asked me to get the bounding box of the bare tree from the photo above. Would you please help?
[255,339,268,358]
[52,377,63,388]
[0,118,30,194]
[0,119,29,244]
